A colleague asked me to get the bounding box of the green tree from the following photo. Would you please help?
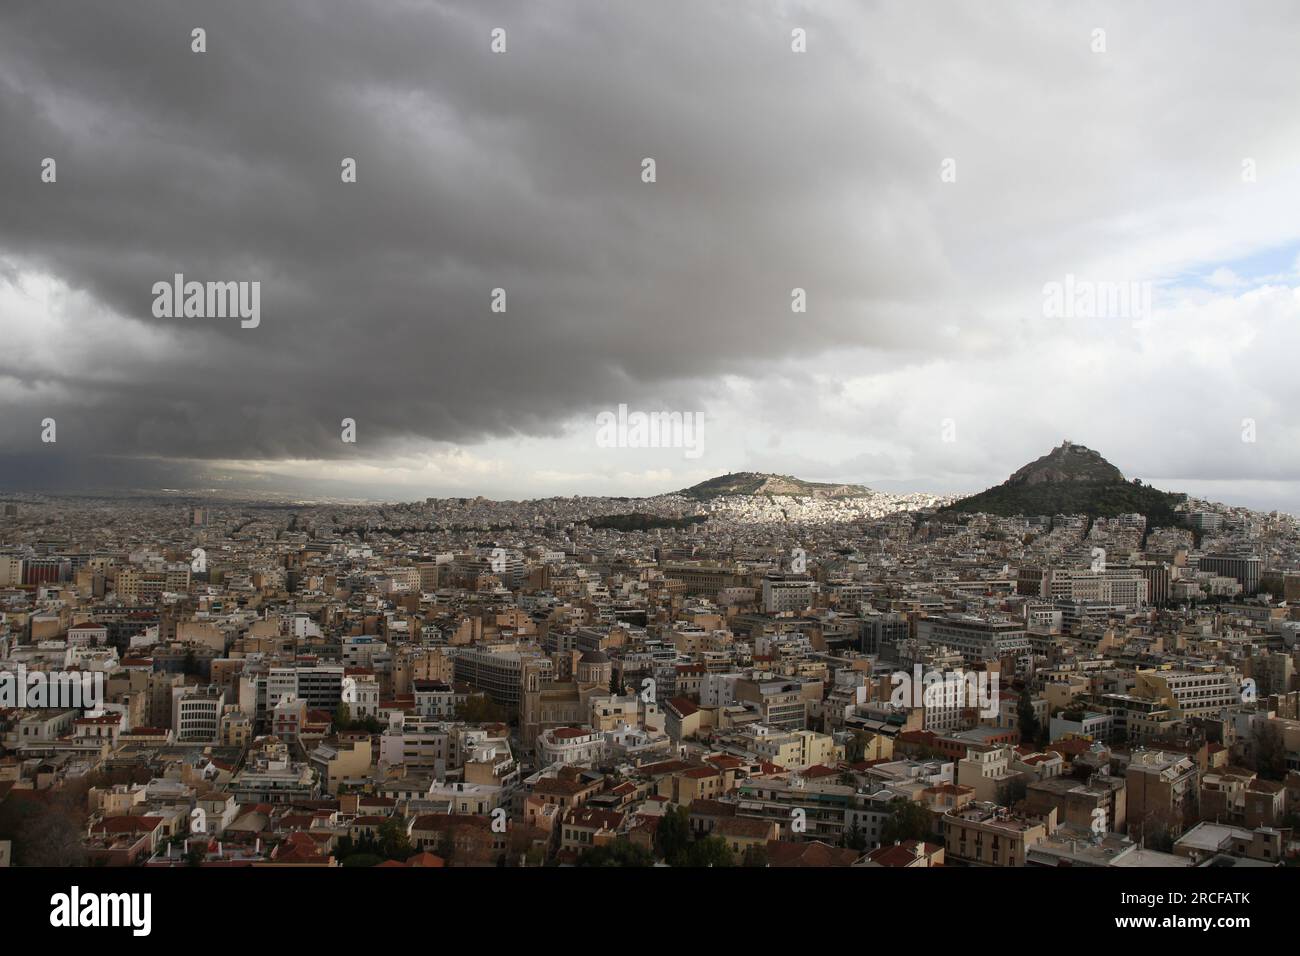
[1254,722,1288,781]
[685,835,734,868]
[436,831,456,864]
[377,818,413,860]
[881,798,931,844]
[455,695,508,724]
[998,776,1028,807]
[1017,694,1043,746]
[843,823,869,852]
[655,805,692,865]
[741,844,769,867]
[334,702,351,730]
[576,839,654,867]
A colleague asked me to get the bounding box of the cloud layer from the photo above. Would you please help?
[3,1,1300,506]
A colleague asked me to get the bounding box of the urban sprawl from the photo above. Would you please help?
[2,472,1299,870]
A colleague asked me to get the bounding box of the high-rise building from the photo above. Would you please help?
[1197,554,1262,594]
[916,615,1031,664]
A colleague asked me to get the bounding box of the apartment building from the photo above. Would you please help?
[761,575,818,614]
[1018,567,1149,607]
[172,684,224,743]
[1127,749,1199,838]
[1196,555,1262,594]
[916,615,1031,665]
[734,678,808,730]
[1025,773,1127,834]
[1133,668,1240,719]
[956,747,1021,804]
[455,643,548,708]
[942,803,1051,866]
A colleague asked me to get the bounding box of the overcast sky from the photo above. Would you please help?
[3,0,1300,508]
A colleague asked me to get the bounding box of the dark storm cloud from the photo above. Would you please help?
[7,0,1300,506]
[0,0,940,465]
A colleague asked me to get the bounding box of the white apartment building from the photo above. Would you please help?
[379,717,452,772]
[1022,567,1150,607]
[172,685,224,743]
[761,576,818,614]
[536,726,605,766]
[916,615,1031,665]
[1135,669,1241,719]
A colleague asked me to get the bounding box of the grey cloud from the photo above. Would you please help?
[0,0,944,467]
[4,1,1300,503]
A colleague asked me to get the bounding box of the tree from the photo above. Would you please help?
[377,818,413,860]
[845,730,876,763]
[334,702,351,730]
[741,844,769,867]
[576,839,654,867]
[843,823,869,852]
[881,798,930,845]
[1017,694,1043,747]
[1131,807,1179,852]
[998,776,1028,807]
[685,836,734,868]
[1253,722,1288,781]
[436,831,457,865]
[455,695,508,724]
[0,789,90,867]
[655,805,692,865]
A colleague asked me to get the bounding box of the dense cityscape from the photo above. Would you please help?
[4,0,1294,937]
[2,442,1297,874]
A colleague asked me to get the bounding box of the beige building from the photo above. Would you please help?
[742,726,841,770]
[1133,668,1240,719]
[1127,749,1198,839]
[1025,773,1127,834]
[943,803,1054,866]
[309,735,374,794]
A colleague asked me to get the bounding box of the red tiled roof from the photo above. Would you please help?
[405,851,446,867]
[766,840,862,867]
[92,816,164,835]
[570,807,624,830]
[866,840,940,867]
[802,764,839,779]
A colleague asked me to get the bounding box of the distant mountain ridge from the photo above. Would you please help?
[677,472,871,500]
[941,441,1186,522]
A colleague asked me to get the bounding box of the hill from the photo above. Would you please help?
[1006,441,1125,485]
[940,442,1186,523]
[677,472,871,501]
